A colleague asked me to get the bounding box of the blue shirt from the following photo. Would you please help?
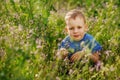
[58,33,102,59]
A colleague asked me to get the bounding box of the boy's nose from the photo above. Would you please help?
[74,28,78,33]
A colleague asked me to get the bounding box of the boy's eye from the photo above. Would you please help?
[78,26,82,29]
[69,27,74,30]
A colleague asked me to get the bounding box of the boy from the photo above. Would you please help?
[57,9,102,67]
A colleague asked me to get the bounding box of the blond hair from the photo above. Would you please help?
[65,9,86,24]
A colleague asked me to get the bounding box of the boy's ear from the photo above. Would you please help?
[64,27,68,34]
[64,27,68,32]
[85,24,88,31]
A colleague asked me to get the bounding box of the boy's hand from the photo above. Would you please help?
[70,51,85,62]
[56,48,68,60]
[95,61,102,71]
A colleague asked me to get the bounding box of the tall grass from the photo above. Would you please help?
[0,0,120,80]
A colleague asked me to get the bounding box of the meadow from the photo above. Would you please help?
[0,0,120,80]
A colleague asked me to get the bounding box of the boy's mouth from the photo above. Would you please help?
[73,35,79,38]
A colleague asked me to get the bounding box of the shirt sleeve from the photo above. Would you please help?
[88,39,102,54]
[58,41,65,49]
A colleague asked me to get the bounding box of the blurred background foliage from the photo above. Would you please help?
[0,0,120,80]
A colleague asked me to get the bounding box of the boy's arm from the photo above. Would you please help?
[56,48,68,60]
[90,52,102,71]
[89,51,100,63]
[70,50,101,63]
[70,50,86,62]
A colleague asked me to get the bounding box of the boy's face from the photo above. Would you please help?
[66,17,87,41]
